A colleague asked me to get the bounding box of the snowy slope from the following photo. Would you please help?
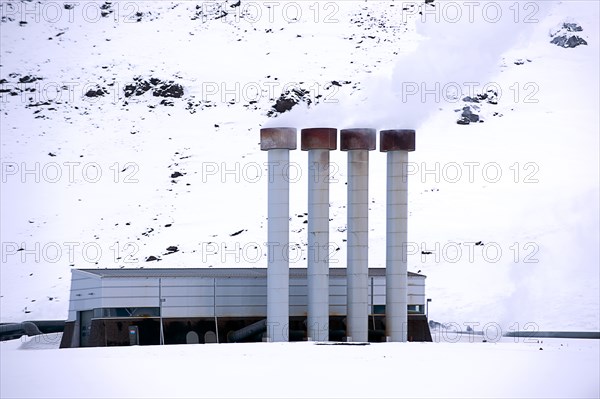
[1,0,598,333]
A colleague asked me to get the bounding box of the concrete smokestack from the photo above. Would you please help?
[301,128,337,342]
[340,128,376,342]
[260,127,297,342]
[380,129,416,342]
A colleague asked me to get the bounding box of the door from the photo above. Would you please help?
[79,310,93,347]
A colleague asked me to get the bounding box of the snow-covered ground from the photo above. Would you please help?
[1,332,599,398]
[1,0,599,396]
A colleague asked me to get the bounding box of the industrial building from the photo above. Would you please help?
[60,127,429,348]
[60,267,430,348]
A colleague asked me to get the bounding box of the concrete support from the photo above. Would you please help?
[380,129,416,342]
[340,128,376,342]
[261,127,297,342]
[301,128,337,341]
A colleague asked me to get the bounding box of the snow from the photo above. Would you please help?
[1,332,599,398]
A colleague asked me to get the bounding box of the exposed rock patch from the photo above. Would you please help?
[550,22,588,48]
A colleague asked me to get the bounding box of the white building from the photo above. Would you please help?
[61,268,429,347]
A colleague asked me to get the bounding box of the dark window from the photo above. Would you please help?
[408,305,423,314]
[102,307,159,317]
[373,305,386,315]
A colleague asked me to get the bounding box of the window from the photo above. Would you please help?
[101,307,160,318]
[373,305,386,315]
[373,305,424,314]
[408,305,423,314]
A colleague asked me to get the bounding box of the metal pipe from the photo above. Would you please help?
[227,319,267,343]
[0,321,42,339]
[159,278,164,345]
[301,128,337,342]
[261,127,297,342]
[213,278,219,343]
[340,128,376,342]
[380,129,416,342]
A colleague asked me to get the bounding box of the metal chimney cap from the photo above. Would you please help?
[301,128,337,151]
[380,129,416,152]
[340,128,376,151]
[260,127,297,150]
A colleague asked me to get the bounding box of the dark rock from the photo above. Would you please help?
[272,97,297,113]
[268,88,311,116]
[563,22,583,32]
[19,75,41,84]
[166,246,178,252]
[551,35,587,48]
[230,229,245,237]
[461,106,479,123]
[170,171,184,178]
[123,76,186,99]
[550,22,587,48]
[124,79,152,97]
[100,2,113,17]
[153,82,184,98]
[457,117,470,125]
[84,87,107,98]
[142,228,154,237]
[145,255,159,262]
[26,101,52,108]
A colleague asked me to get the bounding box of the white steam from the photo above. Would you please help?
[268,0,554,129]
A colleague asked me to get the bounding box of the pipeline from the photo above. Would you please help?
[0,321,42,340]
[227,319,267,343]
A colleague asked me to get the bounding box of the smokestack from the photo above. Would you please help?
[260,127,297,342]
[301,128,337,342]
[340,128,376,342]
[380,129,416,342]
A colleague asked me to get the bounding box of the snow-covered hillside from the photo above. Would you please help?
[1,0,598,334]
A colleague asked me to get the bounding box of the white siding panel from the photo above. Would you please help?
[67,271,102,319]
[68,270,426,318]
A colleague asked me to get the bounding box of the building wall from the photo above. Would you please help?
[68,270,102,321]
[67,270,427,320]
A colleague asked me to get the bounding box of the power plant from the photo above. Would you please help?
[60,127,427,348]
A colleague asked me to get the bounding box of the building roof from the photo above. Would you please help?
[76,268,426,279]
